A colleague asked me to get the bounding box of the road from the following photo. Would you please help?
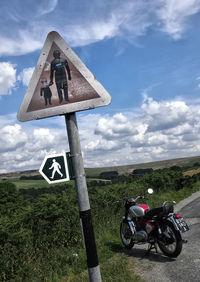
[125,190,200,282]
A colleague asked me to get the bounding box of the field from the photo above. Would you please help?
[184,167,200,176]
[1,156,200,281]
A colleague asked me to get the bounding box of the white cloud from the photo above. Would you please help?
[95,113,138,139]
[65,1,154,47]
[0,32,42,56]
[1,96,200,173]
[141,97,189,131]
[0,114,68,173]
[156,0,200,39]
[37,0,58,16]
[0,0,200,56]
[0,62,17,95]
[19,67,34,86]
[0,124,27,152]
[81,96,200,168]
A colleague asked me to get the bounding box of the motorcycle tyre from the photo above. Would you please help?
[157,220,182,258]
[120,220,134,249]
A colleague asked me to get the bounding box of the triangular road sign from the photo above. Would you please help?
[17,31,111,122]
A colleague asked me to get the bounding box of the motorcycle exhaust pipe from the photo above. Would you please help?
[182,238,188,243]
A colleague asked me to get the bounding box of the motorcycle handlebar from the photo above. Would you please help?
[122,195,145,203]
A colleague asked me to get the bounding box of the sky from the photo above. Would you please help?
[1,0,200,173]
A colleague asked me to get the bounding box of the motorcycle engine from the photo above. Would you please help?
[132,230,148,242]
[131,218,148,242]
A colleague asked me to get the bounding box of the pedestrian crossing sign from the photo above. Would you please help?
[39,152,70,184]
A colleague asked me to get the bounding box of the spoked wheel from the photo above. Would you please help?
[120,220,134,249]
[157,220,182,258]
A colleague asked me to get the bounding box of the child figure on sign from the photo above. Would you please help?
[40,78,52,106]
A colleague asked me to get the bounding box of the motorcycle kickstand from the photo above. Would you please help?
[145,241,158,256]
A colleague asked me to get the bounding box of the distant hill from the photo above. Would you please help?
[1,155,200,180]
[85,155,200,178]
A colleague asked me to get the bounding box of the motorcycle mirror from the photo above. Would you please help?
[147,188,153,194]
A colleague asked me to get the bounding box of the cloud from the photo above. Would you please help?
[82,96,200,167]
[0,116,67,173]
[156,0,200,39]
[0,31,43,56]
[64,1,154,47]
[37,0,58,16]
[95,113,138,139]
[141,96,189,131]
[19,67,34,86]
[0,62,17,95]
[0,124,27,152]
[1,96,200,173]
[0,0,200,56]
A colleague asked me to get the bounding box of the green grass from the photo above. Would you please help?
[0,179,74,190]
[0,178,111,190]
[146,181,200,209]
[61,253,144,282]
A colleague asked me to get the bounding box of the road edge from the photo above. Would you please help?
[175,190,200,212]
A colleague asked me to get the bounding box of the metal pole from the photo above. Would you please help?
[65,113,102,282]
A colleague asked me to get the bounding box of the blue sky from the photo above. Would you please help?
[1,0,200,173]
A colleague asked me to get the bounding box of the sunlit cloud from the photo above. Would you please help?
[1,95,200,173]
[0,62,17,95]
[0,0,200,56]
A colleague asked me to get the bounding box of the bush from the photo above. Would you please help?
[20,175,43,180]
[99,171,118,179]
[132,168,153,175]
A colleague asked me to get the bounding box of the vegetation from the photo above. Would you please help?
[99,171,119,179]
[132,168,153,175]
[0,166,200,281]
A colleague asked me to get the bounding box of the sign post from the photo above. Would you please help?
[65,113,101,281]
[17,31,111,282]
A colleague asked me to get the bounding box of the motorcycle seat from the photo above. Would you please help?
[145,204,174,219]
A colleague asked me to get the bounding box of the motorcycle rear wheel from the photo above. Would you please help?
[157,220,182,258]
[120,220,134,249]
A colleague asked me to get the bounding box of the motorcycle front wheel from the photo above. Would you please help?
[120,220,134,249]
[157,220,182,258]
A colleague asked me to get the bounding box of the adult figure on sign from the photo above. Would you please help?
[49,49,71,104]
[49,159,63,179]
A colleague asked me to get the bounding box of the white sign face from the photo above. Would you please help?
[17,31,111,122]
[39,153,70,184]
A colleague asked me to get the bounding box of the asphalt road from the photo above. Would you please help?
[125,191,200,282]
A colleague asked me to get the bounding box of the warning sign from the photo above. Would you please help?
[17,31,111,122]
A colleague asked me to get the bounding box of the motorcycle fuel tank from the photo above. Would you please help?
[129,204,149,217]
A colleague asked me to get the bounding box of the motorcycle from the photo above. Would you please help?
[120,188,189,257]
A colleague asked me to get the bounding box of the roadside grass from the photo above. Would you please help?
[147,182,200,208]
[60,253,144,282]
